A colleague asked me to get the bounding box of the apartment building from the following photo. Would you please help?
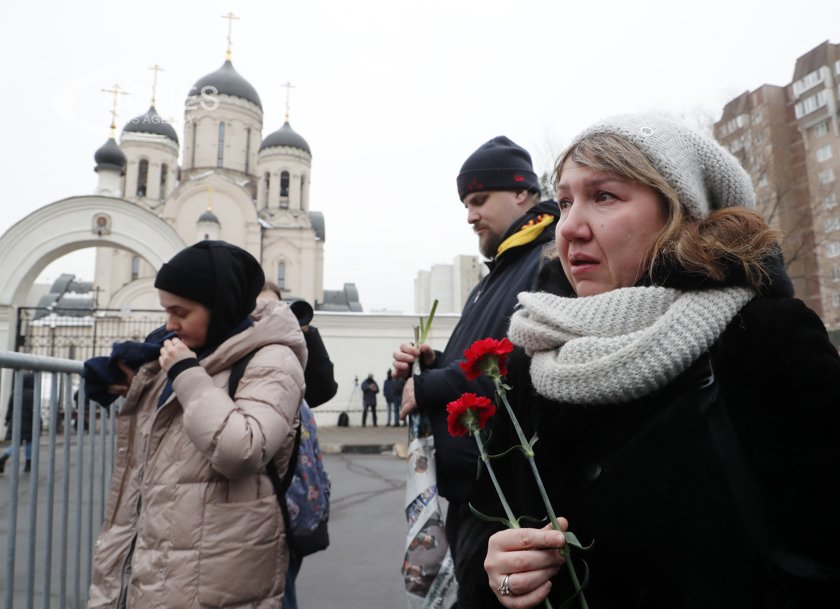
[714,40,840,333]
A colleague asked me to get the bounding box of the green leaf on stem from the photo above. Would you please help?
[516,444,536,459]
[418,299,439,344]
[486,444,523,460]
[564,531,594,551]
[468,503,515,528]
[557,561,590,609]
[517,514,549,527]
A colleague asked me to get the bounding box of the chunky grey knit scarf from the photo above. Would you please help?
[508,286,755,404]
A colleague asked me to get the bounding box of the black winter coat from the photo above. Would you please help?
[361,378,378,406]
[459,292,840,608]
[414,201,570,505]
[302,327,338,408]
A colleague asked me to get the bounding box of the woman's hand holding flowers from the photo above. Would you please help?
[485,524,568,609]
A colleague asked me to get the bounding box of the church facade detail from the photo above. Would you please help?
[93,57,325,312]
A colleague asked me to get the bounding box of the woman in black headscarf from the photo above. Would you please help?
[86,241,307,609]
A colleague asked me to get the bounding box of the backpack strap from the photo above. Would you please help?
[227,349,302,499]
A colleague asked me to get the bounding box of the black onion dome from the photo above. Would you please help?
[123,106,179,144]
[189,60,262,109]
[198,209,220,224]
[260,121,311,154]
[94,137,127,172]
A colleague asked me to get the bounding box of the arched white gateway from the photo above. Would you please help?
[0,196,186,350]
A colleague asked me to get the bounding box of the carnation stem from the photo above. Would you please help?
[474,431,555,609]
[496,382,589,609]
[472,431,518,529]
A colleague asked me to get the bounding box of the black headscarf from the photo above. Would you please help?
[154,240,266,348]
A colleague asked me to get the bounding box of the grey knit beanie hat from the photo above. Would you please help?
[570,114,755,219]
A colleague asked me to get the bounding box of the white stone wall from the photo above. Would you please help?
[305,311,460,428]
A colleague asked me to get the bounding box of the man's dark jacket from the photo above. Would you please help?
[414,200,570,504]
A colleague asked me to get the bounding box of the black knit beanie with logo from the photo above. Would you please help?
[456,135,540,201]
[154,240,265,348]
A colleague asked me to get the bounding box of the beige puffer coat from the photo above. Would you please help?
[88,300,306,609]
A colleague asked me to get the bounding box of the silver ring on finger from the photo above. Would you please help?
[497,573,513,596]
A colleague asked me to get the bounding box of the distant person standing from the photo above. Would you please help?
[0,372,36,475]
[391,371,406,427]
[384,369,398,427]
[360,373,379,427]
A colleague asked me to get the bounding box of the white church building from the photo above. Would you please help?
[92,56,327,312]
[0,45,459,427]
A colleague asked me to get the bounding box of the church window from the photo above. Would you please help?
[190,122,197,167]
[217,123,225,167]
[137,159,148,197]
[131,256,141,281]
[277,262,286,289]
[280,171,290,201]
[160,163,168,200]
[264,172,270,205]
[300,175,306,208]
[245,128,251,174]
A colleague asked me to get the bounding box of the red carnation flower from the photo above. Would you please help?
[446,393,496,437]
[459,337,514,380]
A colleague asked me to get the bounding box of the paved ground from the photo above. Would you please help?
[1,426,424,608]
[296,452,414,608]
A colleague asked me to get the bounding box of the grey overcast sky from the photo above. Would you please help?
[0,0,838,313]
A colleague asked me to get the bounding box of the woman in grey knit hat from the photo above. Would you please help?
[458,115,840,609]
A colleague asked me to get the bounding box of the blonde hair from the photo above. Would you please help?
[554,133,781,290]
[261,281,282,299]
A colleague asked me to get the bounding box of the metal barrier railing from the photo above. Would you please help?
[0,351,116,609]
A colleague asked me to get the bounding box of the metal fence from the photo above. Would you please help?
[15,308,167,362]
[0,351,115,609]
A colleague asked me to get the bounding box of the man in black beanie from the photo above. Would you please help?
[393,136,572,603]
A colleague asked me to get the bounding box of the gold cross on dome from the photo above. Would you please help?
[221,12,239,60]
[282,81,295,122]
[101,83,129,138]
[148,64,163,107]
